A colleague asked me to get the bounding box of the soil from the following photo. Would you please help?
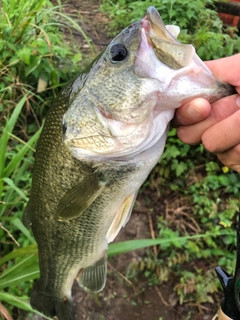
[27,1,221,320]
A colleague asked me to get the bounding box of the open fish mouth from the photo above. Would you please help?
[140,6,195,70]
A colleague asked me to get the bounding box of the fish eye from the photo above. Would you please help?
[110,43,128,62]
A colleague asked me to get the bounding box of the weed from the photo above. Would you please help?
[101,0,240,60]
[0,0,93,119]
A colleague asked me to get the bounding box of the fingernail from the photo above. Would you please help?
[187,105,203,121]
[236,95,240,108]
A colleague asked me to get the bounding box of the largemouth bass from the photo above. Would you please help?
[24,6,235,320]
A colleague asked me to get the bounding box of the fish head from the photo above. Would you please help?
[63,7,233,162]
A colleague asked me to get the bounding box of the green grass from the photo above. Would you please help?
[0,0,94,116]
[101,0,240,60]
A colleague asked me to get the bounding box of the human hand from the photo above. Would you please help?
[173,54,240,172]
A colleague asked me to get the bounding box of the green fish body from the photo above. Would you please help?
[24,7,235,320]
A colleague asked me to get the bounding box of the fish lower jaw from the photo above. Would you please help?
[69,146,139,163]
[66,108,174,163]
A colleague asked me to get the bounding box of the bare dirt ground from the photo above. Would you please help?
[28,1,221,320]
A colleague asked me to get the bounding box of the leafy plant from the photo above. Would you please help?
[101,0,240,60]
[0,0,93,118]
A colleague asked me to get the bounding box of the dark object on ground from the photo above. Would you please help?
[215,210,240,320]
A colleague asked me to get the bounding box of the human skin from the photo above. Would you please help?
[173,53,240,172]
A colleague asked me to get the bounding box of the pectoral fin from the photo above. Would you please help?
[106,193,137,243]
[77,253,107,292]
[150,36,195,69]
[57,174,106,221]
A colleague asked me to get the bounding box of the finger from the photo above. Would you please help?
[202,110,240,153]
[217,144,240,172]
[177,94,240,144]
[172,98,211,127]
[205,54,240,87]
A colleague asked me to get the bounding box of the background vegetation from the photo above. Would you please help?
[0,0,239,318]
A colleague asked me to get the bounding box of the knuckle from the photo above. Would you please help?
[201,134,216,152]
[177,127,200,144]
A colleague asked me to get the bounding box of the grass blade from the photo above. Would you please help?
[0,292,53,319]
[4,128,41,177]
[108,231,234,256]
[0,254,36,279]
[2,177,28,201]
[53,10,96,56]
[0,254,39,288]
[0,244,37,267]
[12,218,35,243]
[0,95,26,194]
